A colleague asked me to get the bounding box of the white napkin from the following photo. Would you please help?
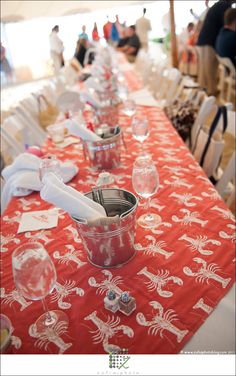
[65,119,101,142]
[40,173,106,221]
[129,89,159,107]
[1,153,78,212]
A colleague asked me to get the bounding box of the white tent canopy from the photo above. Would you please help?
[1,0,147,22]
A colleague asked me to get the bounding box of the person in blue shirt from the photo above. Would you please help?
[110,15,121,45]
[215,7,236,67]
[79,25,89,41]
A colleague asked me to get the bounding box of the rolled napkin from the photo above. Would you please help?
[65,119,101,142]
[2,153,78,182]
[1,153,78,212]
[40,173,107,221]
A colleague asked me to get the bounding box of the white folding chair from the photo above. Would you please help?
[190,95,217,151]
[60,65,79,87]
[216,151,235,207]
[13,106,46,145]
[154,67,182,107]
[217,56,236,105]
[215,109,236,206]
[1,116,26,164]
[41,83,57,105]
[20,95,39,122]
[147,60,167,94]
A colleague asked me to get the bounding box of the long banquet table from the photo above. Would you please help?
[1,65,235,355]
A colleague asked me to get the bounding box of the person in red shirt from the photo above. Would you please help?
[103,16,112,43]
[92,22,100,42]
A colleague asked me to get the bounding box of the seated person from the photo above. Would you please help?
[215,8,236,68]
[117,25,141,63]
[117,27,129,47]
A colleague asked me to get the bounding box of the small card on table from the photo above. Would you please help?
[17,209,59,233]
[56,136,79,149]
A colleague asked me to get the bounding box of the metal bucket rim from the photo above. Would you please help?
[70,188,138,227]
[83,127,121,147]
[85,188,138,219]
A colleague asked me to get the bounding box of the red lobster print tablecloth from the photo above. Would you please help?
[1,71,235,355]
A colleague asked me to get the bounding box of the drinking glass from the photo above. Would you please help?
[132,154,161,228]
[122,99,136,117]
[39,155,62,182]
[12,242,68,332]
[131,116,149,152]
[117,85,128,101]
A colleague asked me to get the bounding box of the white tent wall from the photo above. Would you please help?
[1,1,215,82]
[1,1,146,22]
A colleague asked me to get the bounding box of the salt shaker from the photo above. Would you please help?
[96,171,114,188]
[118,291,136,316]
[104,290,119,313]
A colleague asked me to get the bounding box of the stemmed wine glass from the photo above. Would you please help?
[122,99,136,117]
[121,99,137,133]
[131,116,149,153]
[132,154,161,228]
[12,242,68,333]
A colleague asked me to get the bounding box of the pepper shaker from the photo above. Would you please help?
[118,291,136,316]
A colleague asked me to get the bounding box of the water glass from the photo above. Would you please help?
[47,123,65,144]
[132,154,161,228]
[39,155,62,182]
[122,99,136,117]
[131,116,149,151]
[12,242,68,333]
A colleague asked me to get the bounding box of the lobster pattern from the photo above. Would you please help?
[183,258,231,288]
[0,88,235,355]
[136,301,188,344]
[137,267,183,298]
[84,310,134,353]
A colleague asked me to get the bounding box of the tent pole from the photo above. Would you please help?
[169,0,178,68]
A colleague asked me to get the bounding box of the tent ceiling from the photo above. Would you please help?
[1,1,147,23]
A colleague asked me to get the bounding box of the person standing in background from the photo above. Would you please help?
[79,25,89,41]
[111,15,121,46]
[103,16,112,43]
[74,38,88,68]
[196,0,234,96]
[92,22,100,42]
[190,0,210,23]
[215,7,236,67]
[190,1,210,42]
[135,7,152,50]
[49,25,64,74]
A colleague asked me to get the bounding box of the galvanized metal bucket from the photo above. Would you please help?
[96,105,119,126]
[83,126,121,170]
[71,188,138,268]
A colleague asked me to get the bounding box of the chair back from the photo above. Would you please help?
[190,95,216,151]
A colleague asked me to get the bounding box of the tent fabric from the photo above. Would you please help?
[1,1,145,23]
